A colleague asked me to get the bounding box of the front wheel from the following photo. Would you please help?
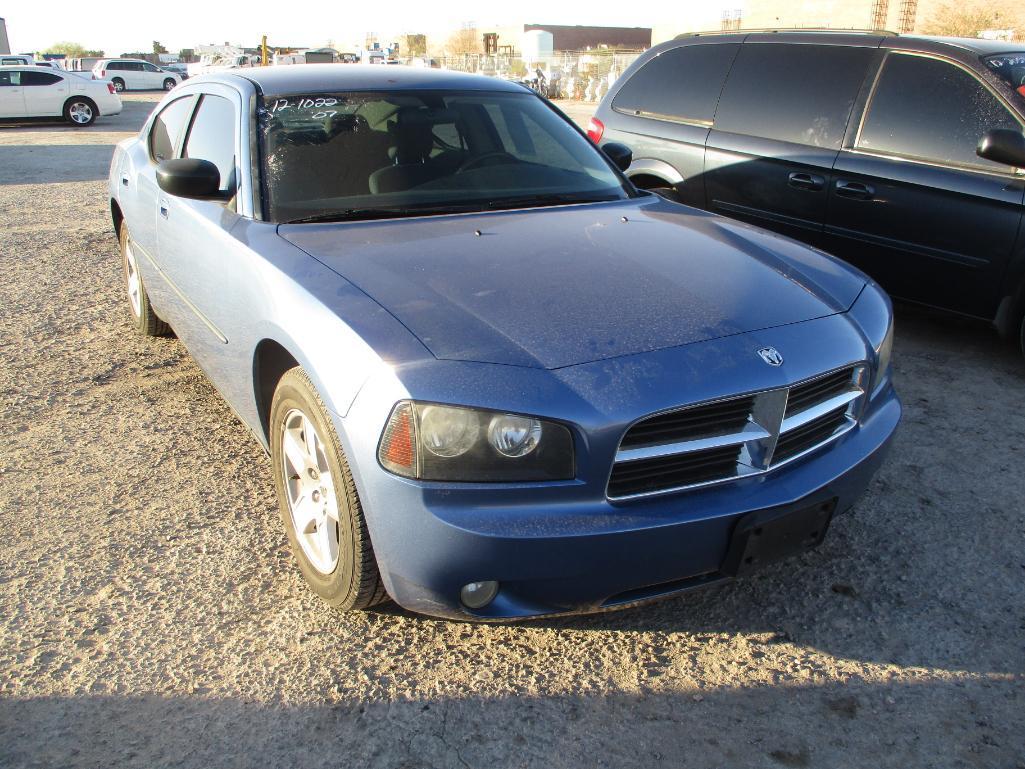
[270,367,387,611]
[119,222,169,336]
[111,78,125,92]
[64,98,96,127]
[163,78,176,91]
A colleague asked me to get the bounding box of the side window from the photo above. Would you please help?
[21,71,62,86]
[107,62,124,71]
[149,96,195,162]
[612,43,740,124]
[0,71,22,86]
[857,54,1022,171]
[182,94,237,192]
[2,58,25,66]
[714,43,874,148]
[143,63,160,72]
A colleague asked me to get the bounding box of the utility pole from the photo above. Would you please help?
[261,35,268,66]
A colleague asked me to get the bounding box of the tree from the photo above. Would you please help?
[44,41,103,58]
[404,34,427,58]
[921,2,1002,37]
[153,40,168,55]
[446,24,481,55]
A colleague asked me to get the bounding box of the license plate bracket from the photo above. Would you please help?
[721,498,836,578]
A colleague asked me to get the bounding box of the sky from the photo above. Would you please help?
[2,0,698,55]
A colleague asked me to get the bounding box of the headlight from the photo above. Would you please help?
[378,401,574,482]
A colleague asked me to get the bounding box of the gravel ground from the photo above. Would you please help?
[1,92,1023,769]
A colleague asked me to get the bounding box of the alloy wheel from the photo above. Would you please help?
[281,408,341,574]
[68,102,93,125]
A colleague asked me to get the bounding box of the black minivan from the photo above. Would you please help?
[591,32,1025,356]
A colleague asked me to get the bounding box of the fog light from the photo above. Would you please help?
[460,580,499,609]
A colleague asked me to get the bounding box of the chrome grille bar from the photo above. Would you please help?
[607,365,867,500]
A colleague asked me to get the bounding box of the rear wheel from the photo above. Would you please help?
[111,77,125,93]
[163,78,176,91]
[119,222,169,336]
[270,367,387,611]
[63,98,96,127]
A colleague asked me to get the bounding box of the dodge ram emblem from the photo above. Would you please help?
[757,347,784,366]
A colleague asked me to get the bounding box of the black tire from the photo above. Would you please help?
[163,78,176,91]
[111,77,125,93]
[119,222,169,336]
[63,97,96,127]
[1019,312,1025,362]
[270,367,387,611]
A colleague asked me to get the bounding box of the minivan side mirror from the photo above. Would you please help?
[601,141,633,172]
[155,158,224,200]
[976,129,1025,168]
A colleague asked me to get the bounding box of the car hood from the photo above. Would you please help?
[278,197,865,370]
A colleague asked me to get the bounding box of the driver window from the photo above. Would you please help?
[0,71,22,86]
[183,94,238,195]
[150,96,195,162]
[858,54,1022,171]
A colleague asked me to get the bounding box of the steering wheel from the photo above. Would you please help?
[458,151,518,173]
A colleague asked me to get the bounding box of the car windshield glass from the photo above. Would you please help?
[983,53,1025,98]
[258,90,629,223]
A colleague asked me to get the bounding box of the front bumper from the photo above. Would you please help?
[346,385,900,621]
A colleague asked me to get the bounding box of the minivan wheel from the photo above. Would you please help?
[111,78,125,92]
[163,78,176,91]
[119,222,169,336]
[270,367,387,611]
[63,98,96,126]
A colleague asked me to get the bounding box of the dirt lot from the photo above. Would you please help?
[0,92,1023,769]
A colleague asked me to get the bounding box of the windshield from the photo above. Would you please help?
[258,90,630,223]
[984,53,1025,99]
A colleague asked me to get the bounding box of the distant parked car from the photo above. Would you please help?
[92,58,181,92]
[107,66,899,621]
[161,63,189,80]
[0,65,121,125]
[1,55,38,67]
[592,31,1025,358]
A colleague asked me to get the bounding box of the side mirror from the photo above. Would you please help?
[156,158,223,199]
[601,141,633,172]
[976,128,1025,168]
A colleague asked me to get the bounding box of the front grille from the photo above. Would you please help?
[620,396,755,448]
[773,406,850,463]
[785,368,854,417]
[608,365,865,500]
[608,444,741,498]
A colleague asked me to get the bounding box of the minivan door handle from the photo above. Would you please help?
[834,180,875,200]
[787,172,825,191]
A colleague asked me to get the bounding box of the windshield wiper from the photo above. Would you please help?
[483,193,620,210]
[283,206,478,224]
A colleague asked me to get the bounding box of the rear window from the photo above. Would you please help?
[612,43,740,124]
[714,43,874,148]
[21,71,61,86]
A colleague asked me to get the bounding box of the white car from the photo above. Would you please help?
[0,65,122,126]
[91,59,181,92]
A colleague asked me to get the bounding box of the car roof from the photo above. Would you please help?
[201,64,530,97]
[668,29,1025,57]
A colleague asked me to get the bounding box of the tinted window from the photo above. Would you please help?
[2,58,27,66]
[0,71,22,86]
[859,54,1022,171]
[143,63,160,72]
[183,94,237,191]
[612,43,739,123]
[106,62,125,71]
[149,96,194,162]
[21,71,61,86]
[714,43,873,147]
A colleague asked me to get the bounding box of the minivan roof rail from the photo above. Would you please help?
[673,28,899,40]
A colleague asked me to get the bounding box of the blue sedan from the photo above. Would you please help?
[108,65,900,620]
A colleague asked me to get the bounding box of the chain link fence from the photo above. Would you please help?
[397,50,644,101]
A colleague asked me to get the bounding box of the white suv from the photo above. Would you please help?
[0,65,122,125]
[91,59,181,92]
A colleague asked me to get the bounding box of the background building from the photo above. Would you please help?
[522,24,652,51]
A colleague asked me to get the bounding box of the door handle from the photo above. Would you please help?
[121,175,129,187]
[787,172,825,191]
[835,180,875,200]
